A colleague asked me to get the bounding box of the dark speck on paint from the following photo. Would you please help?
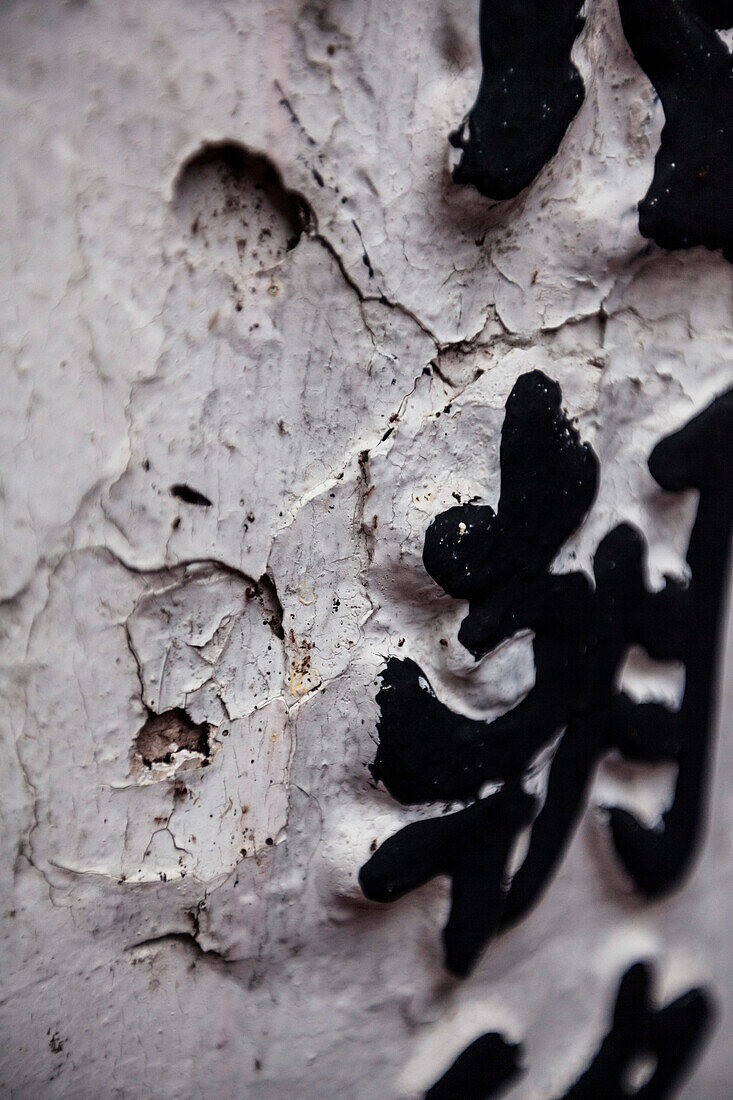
[170,484,213,507]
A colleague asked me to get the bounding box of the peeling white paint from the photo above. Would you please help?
[1,1,732,1097]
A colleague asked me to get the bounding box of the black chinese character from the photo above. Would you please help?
[425,960,713,1099]
[361,371,733,975]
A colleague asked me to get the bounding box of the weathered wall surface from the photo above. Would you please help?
[1,1,731,1097]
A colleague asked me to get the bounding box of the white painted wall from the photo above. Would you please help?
[1,1,731,1096]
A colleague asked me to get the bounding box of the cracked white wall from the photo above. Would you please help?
[1,1,732,1097]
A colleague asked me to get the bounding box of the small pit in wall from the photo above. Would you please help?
[173,141,313,274]
[133,708,212,783]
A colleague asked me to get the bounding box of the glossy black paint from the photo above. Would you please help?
[425,1032,522,1100]
[451,0,585,199]
[360,371,733,974]
[560,961,713,1098]
[618,0,733,259]
[360,783,534,976]
[424,962,713,1099]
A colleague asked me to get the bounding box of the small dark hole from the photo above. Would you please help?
[170,483,212,507]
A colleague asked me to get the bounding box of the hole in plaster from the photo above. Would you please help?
[173,142,312,274]
[134,709,211,780]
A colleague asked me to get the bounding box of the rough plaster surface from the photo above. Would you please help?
[1,1,732,1097]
